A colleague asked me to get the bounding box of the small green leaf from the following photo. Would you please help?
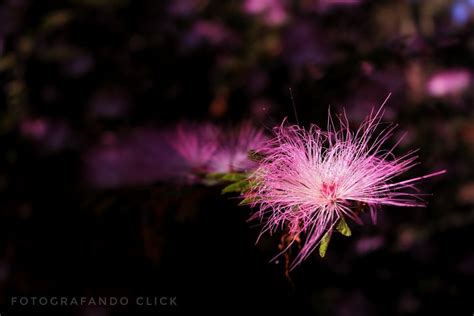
[221,182,241,193]
[221,180,249,193]
[335,217,352,237]
[206,172,248,183]
[319,231,332,258]
[221,172,248,182]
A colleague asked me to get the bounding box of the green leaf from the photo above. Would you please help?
[319,231,332,258]
[335,217,352,237]
[221,180,249,193]
[206,172,248,183]
[221,173,248,182]
[221,182,241,193]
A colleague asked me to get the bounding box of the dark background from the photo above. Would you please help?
[0,0,473,315]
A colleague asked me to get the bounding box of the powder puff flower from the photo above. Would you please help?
[209,121,268,173]
[243,102,445,267]
[169,121,220,178]
[169,121,267,184]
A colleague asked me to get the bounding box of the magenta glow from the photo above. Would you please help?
[426,69,471,97]
[209,121,268,173]
[169,121,220,175]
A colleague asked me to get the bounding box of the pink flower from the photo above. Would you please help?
[168,121,267,183]
[209,121,268,173]
[244,101,445,267]
[169,121,220,175]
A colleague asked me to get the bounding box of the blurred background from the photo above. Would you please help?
[0,0,473,315]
